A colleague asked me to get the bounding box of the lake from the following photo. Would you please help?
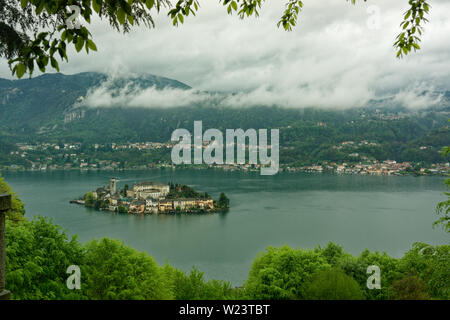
[2,169,449,285]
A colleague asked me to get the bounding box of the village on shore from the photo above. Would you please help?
[4,141,449,176]
[71,178,230,215]
[283,159,450,175]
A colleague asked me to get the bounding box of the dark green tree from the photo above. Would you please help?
[388,274,430,300]
[217,192,229,209]
[398,243,449,300]
[6,217,86,299]
[0,173,25,221]
[82,238,172,299]
[244,246,329,299]
[163,265,236,300]
[302,268,364,300]
[84,191,95,207]
[435,146,450,232]
[117,204,128,213]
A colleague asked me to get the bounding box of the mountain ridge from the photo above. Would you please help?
[0,72,449,166]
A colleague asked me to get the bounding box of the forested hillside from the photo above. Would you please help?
[1,73,449,165]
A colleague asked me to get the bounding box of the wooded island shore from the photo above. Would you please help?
[71,178,230,215]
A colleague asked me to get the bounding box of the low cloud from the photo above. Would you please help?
[221,69,376,109]
[80,76,211,108]
[79,74,444,110]
[391,86,444,109]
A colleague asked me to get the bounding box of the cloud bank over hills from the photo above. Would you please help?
[78,73,445,110]
[1,1,450,109]
[79,74,211,109]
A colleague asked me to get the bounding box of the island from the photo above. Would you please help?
[71,178,230,214]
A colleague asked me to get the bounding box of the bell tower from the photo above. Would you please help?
[110,178,117,194]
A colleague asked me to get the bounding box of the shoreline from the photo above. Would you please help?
[70,200,229,215]
[1,165,449,177]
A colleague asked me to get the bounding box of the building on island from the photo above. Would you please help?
[110,193,121,206]
[158,198,214,213]
[86,179,216,214]
[109,178,118,194]
[133,182,169,199]
[129,200,146,214]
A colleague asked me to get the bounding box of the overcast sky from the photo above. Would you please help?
[1,0,450,108]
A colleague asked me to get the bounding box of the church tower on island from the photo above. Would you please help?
[109,178,118,195]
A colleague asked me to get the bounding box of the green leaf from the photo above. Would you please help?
[16,63,26,79]
[404,11,411,20]
[50,57,59,72]
[127,14,134,25]
[87,39,97,51]
[41,55,48,66]
[123,2,132,15]
[27,59,33,72]
[37,59,45,72]
[231,1,237,11]
[93,0,102,13]
[35,2,44,14]
[117,8,126,24]
[80,26,90,38]
[146,0,155,10]
[75,38,84,52]
[20,0,28,9]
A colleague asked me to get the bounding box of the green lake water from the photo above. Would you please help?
[2,170,449,285]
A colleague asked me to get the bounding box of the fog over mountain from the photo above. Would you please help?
[81,77,446,110]
[1,1,450,109]
[1,72,448,113]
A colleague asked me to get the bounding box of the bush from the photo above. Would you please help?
[6,217,85,300]
[388,274,430,300]
[0,173,25,221]
[302,268,364,300]
[347,249,401,300]
[164,265,237,300]
[4,208,448,300]
[82,238,173,299]
[399,243,450,299]
[244,246,330,299]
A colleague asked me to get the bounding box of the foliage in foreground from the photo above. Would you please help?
[435,146,450,232]
[302,268,364,300]
[5,217,449,300]
[0,174,25,222]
